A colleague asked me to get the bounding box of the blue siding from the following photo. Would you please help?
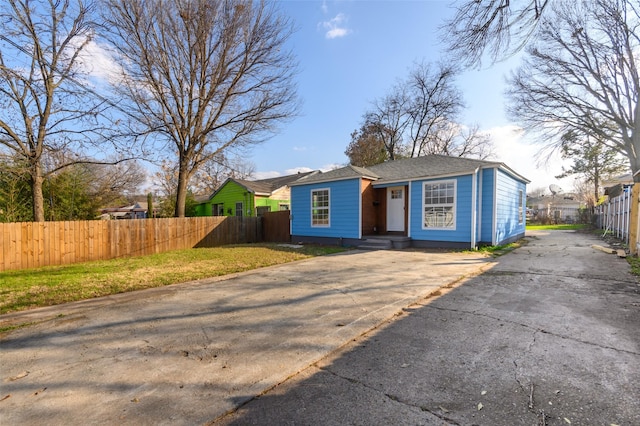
[291,179,361,239]
[494,169,527,245]
[480,169,495,244]
[409,175,474,243]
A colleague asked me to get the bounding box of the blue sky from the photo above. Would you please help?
[250,0,574,193]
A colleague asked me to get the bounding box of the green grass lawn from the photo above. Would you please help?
[526,223,588,231]
[0,244,345,315]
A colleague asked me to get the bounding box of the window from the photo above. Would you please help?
[279,204,290,211]
[519,190,524,224]
[213,204,224,216]
[311,189,330,226]
[423,181,456,229]
[235,202,243,217]
[391,189,402,199]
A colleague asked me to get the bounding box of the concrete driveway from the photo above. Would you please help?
[1,245,490,425]
[217,230,640,426]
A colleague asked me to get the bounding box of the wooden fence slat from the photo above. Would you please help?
[14,222,22,269]
[1,224,9,271]
[0,215,292,272]
[263,211,291,243]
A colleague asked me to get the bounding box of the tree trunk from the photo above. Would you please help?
[633,104,640,183]
[30,162,45,222]
[174,164,189,218]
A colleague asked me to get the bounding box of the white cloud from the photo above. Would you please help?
[321,163,344,171]
[76,39,124,85]
[487,125,575,193]
[253,171,282,180]
[285,167,314,174]
[320,13,352,39]
[270,163,343,176]
[254,167,328,179]
[321,0,328,14]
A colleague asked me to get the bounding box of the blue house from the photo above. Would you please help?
[290,155,529,249]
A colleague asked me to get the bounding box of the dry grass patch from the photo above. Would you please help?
[0,244,345,315]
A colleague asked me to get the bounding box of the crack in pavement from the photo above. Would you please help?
[426,305,640,356]
[512,330,551,426]
[317,364,462,426]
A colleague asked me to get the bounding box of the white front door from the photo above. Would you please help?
[387,186,405,232]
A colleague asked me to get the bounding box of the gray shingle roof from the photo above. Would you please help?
[289,165,378,185]
[215,171,317,198]
[368,155,502,184]
[292,155,528,186]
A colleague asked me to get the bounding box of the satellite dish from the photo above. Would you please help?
[549,184,563,195]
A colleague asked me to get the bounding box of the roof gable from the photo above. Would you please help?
[290,165,379,186]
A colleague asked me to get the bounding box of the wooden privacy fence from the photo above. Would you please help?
[0,216,264,272]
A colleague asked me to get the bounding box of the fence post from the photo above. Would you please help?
[630,185,640,256]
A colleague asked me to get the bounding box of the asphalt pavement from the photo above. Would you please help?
[1,230,639,425]
[216,230,640,426]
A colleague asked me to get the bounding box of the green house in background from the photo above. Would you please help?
[194,171,317,217]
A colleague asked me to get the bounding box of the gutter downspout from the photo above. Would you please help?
[492,169,498,245]
[358,178,363,240]
[471,167,479,249]
[478,169,483,244]
[407,181,412,238]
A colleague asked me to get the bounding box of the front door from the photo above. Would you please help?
[387,186,405,232]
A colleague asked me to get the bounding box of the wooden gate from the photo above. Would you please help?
[262,210,291,243]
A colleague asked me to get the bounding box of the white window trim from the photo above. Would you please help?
[518,190,524,224]
[422,180,457,231]
[311,188,330,227]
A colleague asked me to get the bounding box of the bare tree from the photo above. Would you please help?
[103,0,299,217]
[87,160,147,206]
[190,153,256,196]
[571,177,597,209]
[405,62,465,157]
[527,186,548,198]
[443,0,553,66]
[506,0,640,180]
[0,0,124,222]
[355,61,492,161]
[364,88,409,161]
[426,123,495,160]
[152,160,180,213]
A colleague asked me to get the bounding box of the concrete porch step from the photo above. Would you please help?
[357,236,411,250]
[358,239,393,250]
